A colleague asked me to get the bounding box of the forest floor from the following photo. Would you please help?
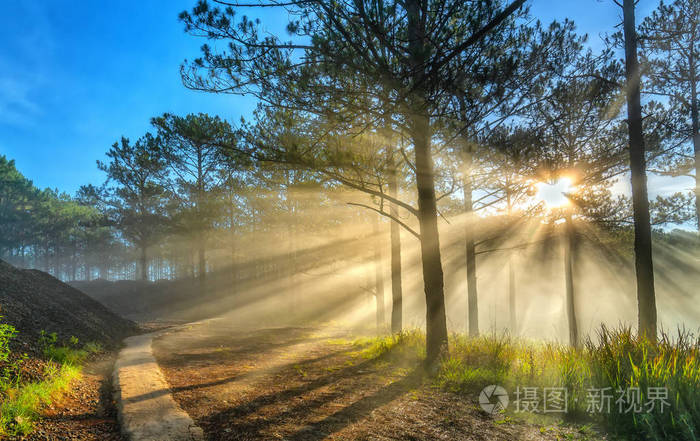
[152,321,606,441]
[18,353,124,441]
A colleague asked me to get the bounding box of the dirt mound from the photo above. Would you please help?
[0,260,138,351]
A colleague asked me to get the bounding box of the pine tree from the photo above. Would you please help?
[97,134,169,281]
[639,0,700,233]
[621,0,658,342]
[152,113,237,282]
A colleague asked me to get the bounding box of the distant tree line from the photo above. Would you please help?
[0,121,369,284]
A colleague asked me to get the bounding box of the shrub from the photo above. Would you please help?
[0,318,24,394]
[0,319,17,363]
[38,332,101,366]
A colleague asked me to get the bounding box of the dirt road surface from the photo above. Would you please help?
[152,321,602,441]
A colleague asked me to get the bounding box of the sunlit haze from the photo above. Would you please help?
[0,1,698,439]
[536,177,574,208]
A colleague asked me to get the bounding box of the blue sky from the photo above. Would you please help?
[0,0,285,193]
[0,0,684,197]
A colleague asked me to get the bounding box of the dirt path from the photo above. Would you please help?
[152,321,601,441]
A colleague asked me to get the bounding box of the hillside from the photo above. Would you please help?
[0,259,137,351]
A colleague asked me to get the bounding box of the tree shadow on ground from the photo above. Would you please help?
[200,355,424,440]
[128,348,348,404]
[154,327,339,369]
[286,367,424,441]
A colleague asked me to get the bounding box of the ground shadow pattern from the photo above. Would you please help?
[152,323,599,441]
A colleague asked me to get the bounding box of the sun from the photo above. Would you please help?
[535,177,574,208]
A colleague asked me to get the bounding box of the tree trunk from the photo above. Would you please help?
[388,165,403,334]
[690,71,699,232]
[414,126,449,364]
[196,145,207,282]
[99,252,106,280]
[623,0,658,342]
[407,0,448,365]
[231,243,237,289]
[71,248,77,281]
[139,246,148,281]
[373,216,386,332]
[229,188,238,290]
[563,214,579,347]
[198,242,206,282]
[55,251,61,279]
[508,257,516,334]
[286,220,296,318]
[463,157,479,338]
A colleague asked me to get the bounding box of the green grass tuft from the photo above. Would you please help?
[351,330,426,361]
[355,326,700,441]
[0,321,104,437]
[0,362,82,436]
[586,326,700,440]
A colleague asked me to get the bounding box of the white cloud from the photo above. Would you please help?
[0,2,54,127]
[0,76,43,126]
[647,174,695,199]
[610,172,695,199]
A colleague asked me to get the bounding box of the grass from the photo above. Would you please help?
[586,326,700,440]
[0,362,81,436]
[43,342,101,366]
[350,326,700,441]
[349,329,426,361]
[0,324,103,437]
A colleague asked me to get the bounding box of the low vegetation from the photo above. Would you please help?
[0,318,101,437]
[350,327,700,441]
[0,363,82,436]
